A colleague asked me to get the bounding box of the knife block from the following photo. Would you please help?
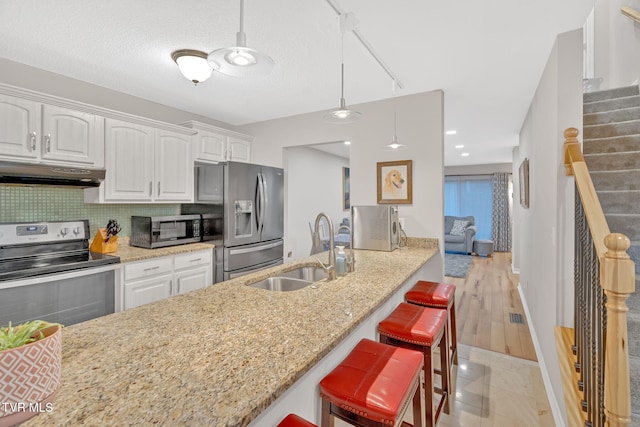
[89,228,118,254]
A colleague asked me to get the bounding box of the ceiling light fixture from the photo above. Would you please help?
[323,13,362,124]
[446,130,457,135]
[461,152,470,157]
[207,0,274,78]
[171,49,213,85]
[455,144,464,149]
[344,140,351,145]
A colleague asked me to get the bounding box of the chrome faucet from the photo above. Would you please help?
[337,225,355,273]
[312,213,336,280]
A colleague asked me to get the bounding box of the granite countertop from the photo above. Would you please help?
[26,239,439,427]
[107,237,215,263]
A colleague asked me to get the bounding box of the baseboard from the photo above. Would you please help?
[518,283,566,427]
[512,265,520,274]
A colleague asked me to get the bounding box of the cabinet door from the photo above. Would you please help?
[123,274,172,310]
[155,129,193,202]
[104,119,154,201]
[174,265,211,295]
[41,105,96,164]
[0,94,40,160]
[195,130,226,162]
[227,137,251,163]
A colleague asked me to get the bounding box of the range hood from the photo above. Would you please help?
[0,161,105,188]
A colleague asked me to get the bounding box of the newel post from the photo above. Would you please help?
[564,127,580,176]
[601,233,635,427]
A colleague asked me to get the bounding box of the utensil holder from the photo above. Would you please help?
[89,228,118,254]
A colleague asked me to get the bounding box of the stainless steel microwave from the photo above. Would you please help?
[351,205,399,251]
[130,215,201,249]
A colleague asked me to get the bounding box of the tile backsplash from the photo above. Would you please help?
[0,186,179,237]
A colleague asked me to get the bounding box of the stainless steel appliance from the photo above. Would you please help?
[0,220,120,326]
[352,205,400,251]
[130,214,202,249]
[0,160,105,187]
[182,161,284,282]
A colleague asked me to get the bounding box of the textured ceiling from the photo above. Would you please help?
[0,0,594,165]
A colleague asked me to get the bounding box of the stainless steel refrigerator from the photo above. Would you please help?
[182,161,284,283]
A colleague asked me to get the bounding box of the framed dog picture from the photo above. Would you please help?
[377,160,412,204]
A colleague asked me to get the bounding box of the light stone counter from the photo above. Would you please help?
[107,237,215,263]
[25,239,439,427]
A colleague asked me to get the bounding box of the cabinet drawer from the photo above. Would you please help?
[124,257,173,281]
[174,250,211,271]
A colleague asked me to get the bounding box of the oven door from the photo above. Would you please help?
[0,264,118,327]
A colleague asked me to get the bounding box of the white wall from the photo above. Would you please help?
[516,29,583,426]
[593,0,640,88]
[239,91,445,279]
[285,146,349,260]
[445,162,512,176]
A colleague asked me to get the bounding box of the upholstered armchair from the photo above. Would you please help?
[444,215,477,254]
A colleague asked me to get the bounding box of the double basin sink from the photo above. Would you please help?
[249,266,328,292]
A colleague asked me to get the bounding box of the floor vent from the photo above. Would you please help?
[509,313,525,324]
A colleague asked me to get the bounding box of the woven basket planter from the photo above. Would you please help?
[0,325,62,427]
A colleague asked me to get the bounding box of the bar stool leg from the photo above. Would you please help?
[321,399,334,427]
[450,300,458,366]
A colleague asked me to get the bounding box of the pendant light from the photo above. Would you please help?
[323,14,362,124]
[207,0,274,78]
[385,112,405,150]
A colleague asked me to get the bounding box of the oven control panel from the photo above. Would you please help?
[0,221,88,245]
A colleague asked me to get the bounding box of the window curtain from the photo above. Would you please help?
[444,175,493,240]
[491,172,512,252]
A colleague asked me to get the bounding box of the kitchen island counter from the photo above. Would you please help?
[25,240,439,426]
[106,237,215,263]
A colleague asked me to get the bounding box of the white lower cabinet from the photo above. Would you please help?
[122,249,213,310]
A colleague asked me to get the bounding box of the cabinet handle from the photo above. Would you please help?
[170,279,174,295]
[157,181,160,197]
[143,266,160,272]
[223,147,227,160]
[190,258,202,262]
[29,131,37,151]
[149,181,152,196]
[45,134,51,152]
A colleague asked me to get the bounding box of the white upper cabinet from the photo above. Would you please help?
[94,118,193,203]
[181,121,253,164]
[155,129,193,201]
[103,119,155,202]
[0,95,40,160]
[0,93,103,167]
[41,105,97,164]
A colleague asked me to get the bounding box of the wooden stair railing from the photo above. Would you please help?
[563,127,635,426]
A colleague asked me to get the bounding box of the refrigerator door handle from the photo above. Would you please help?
[257,173,266,234]
[260,172,268,234]
[255,173,262,235]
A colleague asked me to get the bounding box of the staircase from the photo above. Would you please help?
[583,85,640,422]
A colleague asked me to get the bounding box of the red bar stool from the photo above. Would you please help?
[405,280,458,366]
[278,414,318,427]
[378,302,450,427]
[319,338,424,427]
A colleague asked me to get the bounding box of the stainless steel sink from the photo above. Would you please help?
[249,277,315,292]
[248,266,328,291]
[278,266,328,282]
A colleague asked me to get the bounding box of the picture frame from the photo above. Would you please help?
[519,158,529,208]
[377,160,413,204]
[342,166,350,211]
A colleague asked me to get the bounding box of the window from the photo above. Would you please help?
[445,175,493,240]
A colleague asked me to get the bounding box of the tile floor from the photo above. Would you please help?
[333,343,554,427]
[437,344,554,426]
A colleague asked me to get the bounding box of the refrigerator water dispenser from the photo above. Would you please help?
[235,200,253,238]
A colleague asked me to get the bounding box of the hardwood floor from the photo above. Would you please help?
[446,252,538,361]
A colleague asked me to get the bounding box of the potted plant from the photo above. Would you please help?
[0,320,62,427]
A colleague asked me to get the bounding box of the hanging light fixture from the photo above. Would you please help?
[385,112,405,150]
[171,49,213,85]
[207,0,274,77]
[323,13,362,124]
